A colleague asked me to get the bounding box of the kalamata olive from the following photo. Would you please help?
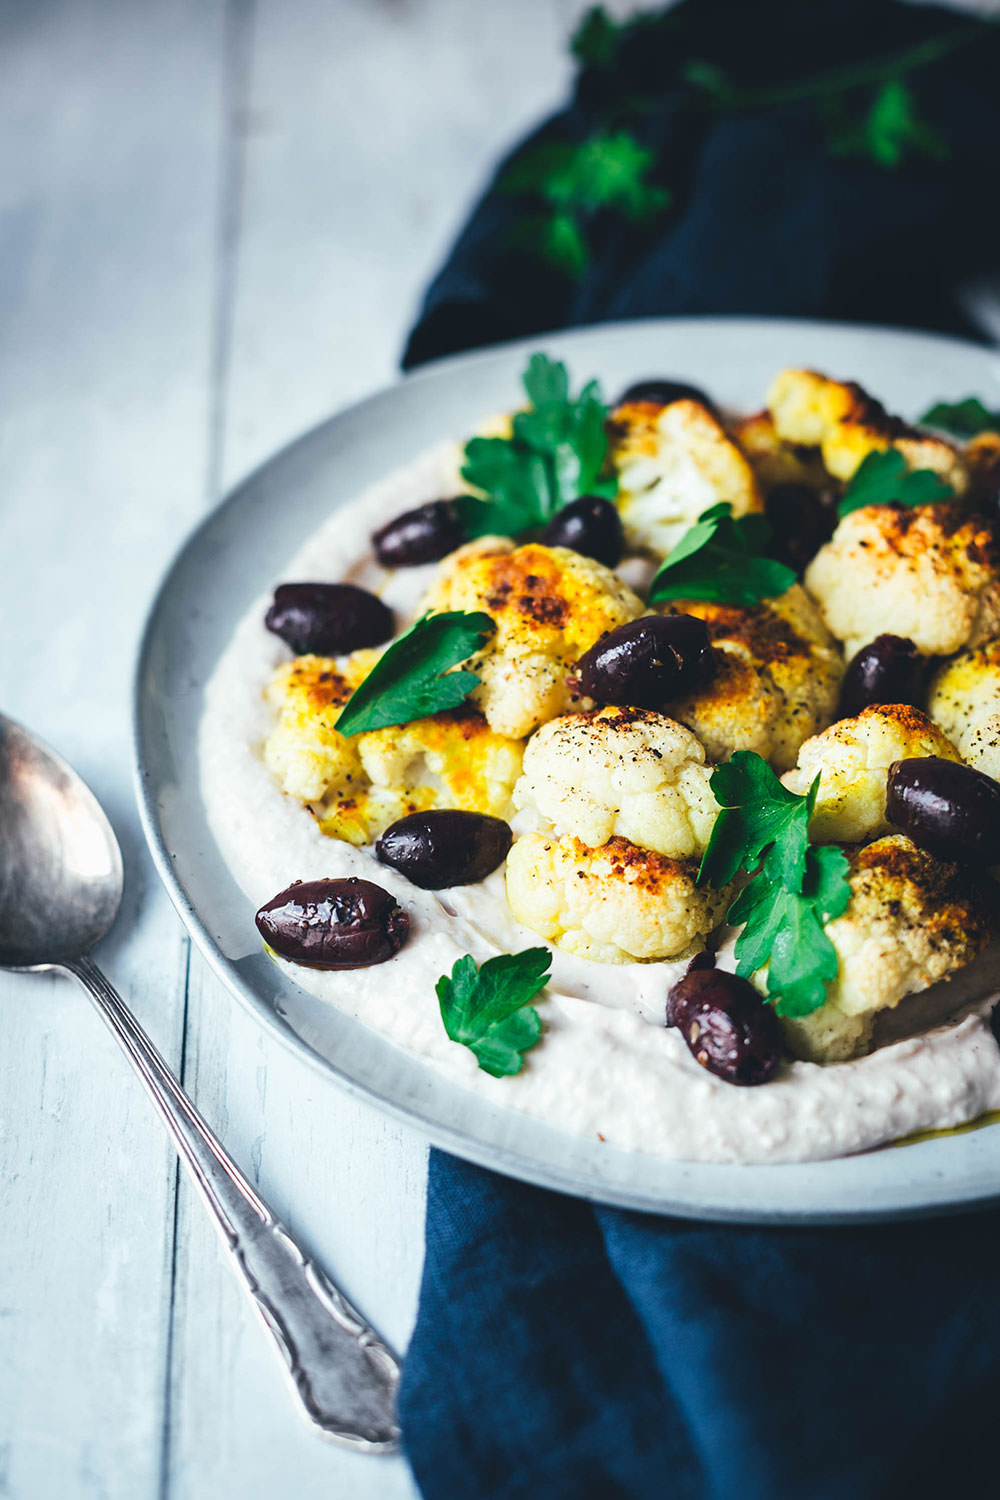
[667,968,782,1086]
[542,496,624,568]
[372,499,466,567]
[764,483,837,574]
[839,634,925,719]
[886,757,1000,865]
[618,378,715,410]
[375,810,512,889]
[575,615,713,708]
[255,877,408,969]
[265,582,394,656]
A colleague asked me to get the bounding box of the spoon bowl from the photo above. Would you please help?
[0,711,400,1449]
[0,715,122,968]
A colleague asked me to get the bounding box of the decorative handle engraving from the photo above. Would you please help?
[68,956,400,1451]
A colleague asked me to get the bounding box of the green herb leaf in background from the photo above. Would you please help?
[823,78,949,170]
[921,397,1000,438]
[500,130,669,280]
[436,947,551,1076]
[334,611,494,736]
[459,352,616,539]
[647,502,796,607]
[570,5,623,69]
[838,449,953,517]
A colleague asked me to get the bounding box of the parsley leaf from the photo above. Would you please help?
[921,397,1000,438]
[698,751,817,891]
[729,844,851,1017]
[838,449,953,517]
[647,502,796,607]
[436,947,551,1076]
[334,611,494,737]
[500,130,669,280]
[459,352,616,539]
[824,78,949,170]
[570,6,623,69]
[698,751,852,1017]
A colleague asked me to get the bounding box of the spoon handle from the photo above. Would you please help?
[66,955,400,1452]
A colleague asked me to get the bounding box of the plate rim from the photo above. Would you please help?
[132,313,1000,1224]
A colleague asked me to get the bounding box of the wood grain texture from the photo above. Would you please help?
[0,2,224,1496]
[0,1,603,1495]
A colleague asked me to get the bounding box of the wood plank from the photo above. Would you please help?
[167,1,601,1494]
[0,1,224,1496]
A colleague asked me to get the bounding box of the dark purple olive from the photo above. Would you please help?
[667,969,782,1086]
[575,615,713,708]
[542,496,624,568]
[255,877,408,969]
[372,498,466,568]
[840,635,925,719]
[265,583,394,656]
[886,757,1000,866]
[764,483,837,574]
[618,378,715,411]
[375,810,512,890]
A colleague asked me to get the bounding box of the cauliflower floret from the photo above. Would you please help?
[767,368,969,492]
[929,639,1000,781]
[263,653,523,844]
[778,835,991,1063]
[512,706,718,859]
[263,653,369,805]
[654,584,844,771]
[782,705,962,843]
[505,832,728,963]
[421,539,642,739]
[610,398,762,557]
[805,504,1000,660]
[965,429,1000,511]
[729,409,831,492]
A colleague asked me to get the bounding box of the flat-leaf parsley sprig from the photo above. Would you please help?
[699,752,851,1018]
[334,611,494,737]
[920,397,1000,439]
[838,450,953,518]
[647,502,796,607]
[436,947,552,1076]
[459,352,616,539]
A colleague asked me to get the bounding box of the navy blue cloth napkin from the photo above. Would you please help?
[397,5,1000,1496]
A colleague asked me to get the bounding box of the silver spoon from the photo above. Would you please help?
[0,712,400,1451]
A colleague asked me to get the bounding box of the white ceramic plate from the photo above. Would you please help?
[134,316,1000,1223]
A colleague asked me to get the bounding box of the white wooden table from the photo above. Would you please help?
[0,3,607,1494]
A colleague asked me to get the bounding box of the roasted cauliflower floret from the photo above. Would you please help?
[804,504,1000,660]
[421,539,642,739]
[729,409,831,492]
[263,654,369,805]
[610,398,762,557]
[654,585,843,771]
[263,653,523,844]
[779,835,991,1063]
[767,368,969,492]
[512,706,718,859]
[505,833,727,964]
[965,429,1000,511]
[782,705,962,843]
[929,639,1000,781]
[357,708,524,830]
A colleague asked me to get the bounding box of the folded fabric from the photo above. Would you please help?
[403,0,1000,370]
[397,3,1000,1495]
[400,1152,1000,1500]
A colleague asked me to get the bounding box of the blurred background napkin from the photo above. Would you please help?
[398,3,1000,1496]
